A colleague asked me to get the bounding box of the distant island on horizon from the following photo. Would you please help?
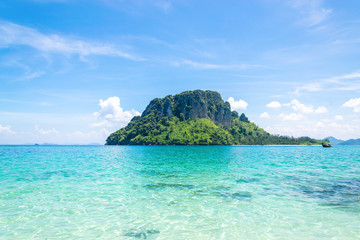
[324,136,360,146]
[106,90,325,146]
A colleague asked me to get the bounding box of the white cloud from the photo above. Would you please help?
[334,115,344,121]
[34,125,58,135]
[269,120,359,139]
[279,113,303,121]
[289,99,313,114]
[260,112,270,119]
[316,121,325,128]
[93,96,140,127]
[342,98,360,112]
[280,99,327,114]
[263,109,359,140]
[266,101,281,109]
[227,97,248,111]
[0,21,142,60]
[0,124,15,134]
[314,106,328,114]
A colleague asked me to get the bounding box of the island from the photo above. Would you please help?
[106,90,324,145]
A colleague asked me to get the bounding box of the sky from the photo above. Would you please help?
[1,0,360,144]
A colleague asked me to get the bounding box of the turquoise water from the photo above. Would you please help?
[0,146,359,239]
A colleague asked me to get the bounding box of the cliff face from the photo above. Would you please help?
[141,90,232,128]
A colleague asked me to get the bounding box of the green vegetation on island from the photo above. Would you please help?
[106,90,324,145]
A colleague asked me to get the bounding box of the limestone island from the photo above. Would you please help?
[106,90,323,145]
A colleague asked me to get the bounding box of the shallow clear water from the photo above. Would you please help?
[0,145,359,239]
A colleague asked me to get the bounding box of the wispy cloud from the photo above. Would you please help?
[0,21,143,61]
[173,59,267,70]
[295,71,360,95]
[100,0,172,14]
[122,35,174,49]
[0,98,51,106]
[15,71,45,82]
[34,125,58,135]
[3,59,46,81]
[331,38,360,46]
[288,0,332,27]
[153,1,172,13]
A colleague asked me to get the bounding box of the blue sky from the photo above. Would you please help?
[1,0,360,144]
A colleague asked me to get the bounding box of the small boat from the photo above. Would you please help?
[322,143,332,148]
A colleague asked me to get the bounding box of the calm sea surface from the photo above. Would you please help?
[0,145,359,239]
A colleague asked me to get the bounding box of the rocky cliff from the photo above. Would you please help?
[141,90,232,128]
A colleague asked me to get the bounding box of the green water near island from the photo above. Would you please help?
[1,145,360,239]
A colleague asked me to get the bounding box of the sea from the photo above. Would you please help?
[0,145,359,239]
